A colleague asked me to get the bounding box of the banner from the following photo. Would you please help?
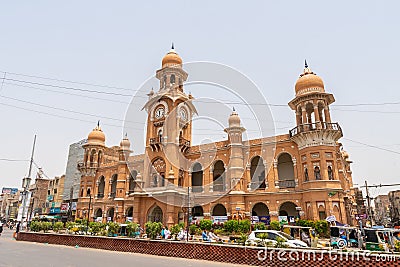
[17,192,32,221]
[60,203,69,213]
[2,187,18,195]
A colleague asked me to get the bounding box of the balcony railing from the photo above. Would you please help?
[289,122,342,137]
[278,179,296,188]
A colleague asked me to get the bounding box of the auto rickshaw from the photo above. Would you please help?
[330,226,359,249]
[364,228,394,252]
[283,225,314,247]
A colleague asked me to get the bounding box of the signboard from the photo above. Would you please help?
[2,187,18,195]
[278,216,288,225]
[17,192,32,221]
[49,207,61,214]
[212,216,228,223]
[60,203,69,213]
[326,215,336,223]
[126,217,133,222]
[47,195,54,201]
[71,202,77,211]
[259,216,271,225]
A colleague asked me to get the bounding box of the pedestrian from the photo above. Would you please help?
[13,222,20,239]
[0,221,3,236]
[202,230,209,241]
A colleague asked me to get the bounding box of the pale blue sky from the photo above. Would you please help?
[0,1,399,198]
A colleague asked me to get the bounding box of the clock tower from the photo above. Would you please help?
[143,45,197,188]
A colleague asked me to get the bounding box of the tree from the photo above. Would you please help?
[199,219,212,231]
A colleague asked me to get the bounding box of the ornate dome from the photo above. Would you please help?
[162,44,182,68]
[87,123,105,146]
[120,134,131,149]
[295,61,325,96]
[228,108,241,127]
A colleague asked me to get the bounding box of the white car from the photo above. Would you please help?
[246,230,308,248]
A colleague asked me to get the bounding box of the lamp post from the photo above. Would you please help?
[86,188,91,234]
[186,186,190,242]
[21,135,36,230]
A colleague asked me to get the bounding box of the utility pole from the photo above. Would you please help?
[365,180,373,226]
[186,186,190,242]
[21,135,36,229]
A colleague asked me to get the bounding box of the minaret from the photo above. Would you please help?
[288,61,343,183]
[225,108,246,192]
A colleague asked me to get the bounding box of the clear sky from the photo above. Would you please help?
[0,1,399,199]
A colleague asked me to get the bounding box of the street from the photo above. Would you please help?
[0,229,244,267]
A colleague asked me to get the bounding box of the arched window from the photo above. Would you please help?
[152,175,158,187]
[95,208,102,219]
[250,156,266,189]
[158,129,163,143]
[151,158,166,187]
[328,166,334,180]
[90,149,96,167]
[213,160,225,192]
[178,169,184,187]
[252,202,269,216]
[97,176,105,198]
[170,74,175,84]
[110,174,117,197]
[279,202,298,217]
[314,166,321,180]
[129,171,137,193]
[191,163,203,192]
[126,207,133,218]
[304,166,309,182]
[97,150,103,167]
[80,188,84,197]
[148,206,163,223]
[107,208,115,222]
[277,153,295,188]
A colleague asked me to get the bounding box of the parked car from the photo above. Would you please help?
[246,230,308,248]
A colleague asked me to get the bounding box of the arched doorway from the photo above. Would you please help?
[148,205,163,223]
[191,163,203,192]
[252,202,269,216]
[250,156,266,189]
[192,206,204,217]
[213,160,225,192]
[212,204,227,216]
[279,202,297,217]
[95,208,102,220]
[277,153,295,188]
[107,208,115,222]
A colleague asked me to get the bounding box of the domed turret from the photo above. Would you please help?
[295,60,324,96]
[120,133,131,150]
[228,108,241,127]
[87,122,105,146]
[161,43,182,68]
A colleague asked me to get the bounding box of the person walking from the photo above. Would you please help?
[0,221,3,236]
[13,222,20,239]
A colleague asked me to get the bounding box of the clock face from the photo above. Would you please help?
[155,107,165,119]
[179,108,187,120]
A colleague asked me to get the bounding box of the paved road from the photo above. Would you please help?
[0,229,245,267]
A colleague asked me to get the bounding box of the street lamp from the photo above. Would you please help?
[86,188,92,234]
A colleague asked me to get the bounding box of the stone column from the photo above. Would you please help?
[314,105,321,129]
[324,106,332,123]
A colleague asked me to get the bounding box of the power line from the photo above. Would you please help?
[0,70,135,92]
[343,137,400,155]
[0,158,29,162]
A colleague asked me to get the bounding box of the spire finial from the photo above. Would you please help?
[233,106,235,112]
[97,120,100,127]
[304,59,308,68]
[171,42,174,50]
[125,132,128,138]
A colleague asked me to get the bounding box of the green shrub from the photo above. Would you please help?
[254,222,267,230]
[170,223,183,236]
[189,224,199,235]
[126,222,139,237]
[275,236,288,248]
[269,220,281,231]
[394,241,400,252]
[107,222,120,236]
[53,222,64,233]
[144,221,162,239]
[89,222,105,235]
[223,220,239,234]
[199,219,212,231]
[40,222,52,232]
[238,220,251,234]
[30,221,41,232]
[66,221,76,232]
[314,220,329,237]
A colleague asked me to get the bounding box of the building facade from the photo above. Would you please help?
[374,194,390,226]
[389,190,400,226]
[76,47,358,227]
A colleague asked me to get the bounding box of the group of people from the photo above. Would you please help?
[0,220,20,238]
[202,229,223,242]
